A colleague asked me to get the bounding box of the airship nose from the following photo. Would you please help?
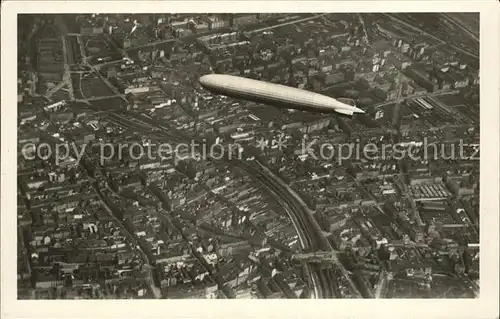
[199,75,211,86]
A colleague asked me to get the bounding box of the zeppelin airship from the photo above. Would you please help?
[199,74,365,116]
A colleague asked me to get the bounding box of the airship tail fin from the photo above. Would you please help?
[335,109,354,116]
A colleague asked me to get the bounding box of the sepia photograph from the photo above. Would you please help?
[2,1,499,319]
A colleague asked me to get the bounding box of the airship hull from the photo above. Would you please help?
[199,74,364,115]
[202,84,353,114]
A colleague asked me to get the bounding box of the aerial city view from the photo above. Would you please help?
[17,13,480,299]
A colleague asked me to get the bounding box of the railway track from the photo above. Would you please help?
[102,109,356,298]
[238,161,339,298]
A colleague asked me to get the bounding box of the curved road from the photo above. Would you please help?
[382,13,478,59]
